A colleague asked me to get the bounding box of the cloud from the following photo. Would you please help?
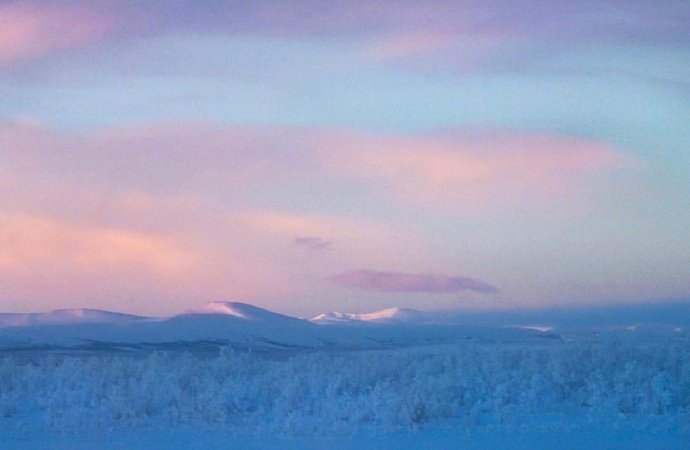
[0,119,315,196]
[358,33,507,70]
[0,212,193,273]
[294,236,331,250]
[0,118,651,313]
[0,147,417,313]
[365,31,456,57]
[0,1,112,67]
[181,1,690,44]
[329,269,497,294]
[0,211,201,310]
[0,207,274,312]
[321,131,637,211]
[0,119,638,216]
[107,1,690,71]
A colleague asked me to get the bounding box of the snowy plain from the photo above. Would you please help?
[1,301,689,449]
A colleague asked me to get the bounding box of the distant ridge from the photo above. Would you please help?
[183,301,307,323]
[0,308,145,327]
[0,301,687,350]
[311,307,426,324]
[0,301,318,349]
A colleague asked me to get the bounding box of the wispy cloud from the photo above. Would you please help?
[329,269,497,294]
[182,1,690,44]
[294,236,331,250]
[0,211,198,307]
[0,1,112,67]
[0,119,637,214]
[321,131,637,211]
[0,118,670,313]
[100,1,690,72]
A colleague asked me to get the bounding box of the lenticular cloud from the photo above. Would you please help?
[329,269,497,294]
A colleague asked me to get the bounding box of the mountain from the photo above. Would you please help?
[0,308,145,327]
[0,301,546,351]
[311,307,427,324]
[184,301,304,324]
[0,302,320,350]
[1,300,686,352]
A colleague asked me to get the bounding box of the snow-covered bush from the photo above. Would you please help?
[0,341,688,434]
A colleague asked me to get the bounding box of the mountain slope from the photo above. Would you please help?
[311,307,426,324]
[184,301,305,323]
[0,302,320,350]
[1,301,686,352]
[0,308,146,327]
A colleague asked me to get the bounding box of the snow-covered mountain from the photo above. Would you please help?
[0,301,546,350]
[311,307,427,324]
[2,301,687,448]
[0,301,321,350]
[0,301,687,351]
[185,301,305,324]
[0,308,145,327]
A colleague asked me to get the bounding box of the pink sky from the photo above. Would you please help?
[1,1,689,315]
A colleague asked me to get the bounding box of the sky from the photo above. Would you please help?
[1,0,689,317]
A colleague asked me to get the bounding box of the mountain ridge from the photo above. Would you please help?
[310,307,427,324]
[0,301,687,351]
[0,308,146,327]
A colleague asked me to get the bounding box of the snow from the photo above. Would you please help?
[0,301,689,448]
[311,307,427,324]
[0,302,558,351]
[3,425,689,449]
[0,301,322,350]
[188,301,254,318]
[0,309,145,327]
[511,325,554,333]
[2,341,689,430]
[185,301,301,323]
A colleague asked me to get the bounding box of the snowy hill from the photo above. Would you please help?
[0,301,687,352]
[0,301,546,351]
[311,307,427,324]
[0,308,145,327]
[0,301,321,350]
[185,301,305,324]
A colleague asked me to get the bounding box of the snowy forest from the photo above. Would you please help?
[2,341,688,435]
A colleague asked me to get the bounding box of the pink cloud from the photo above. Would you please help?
[0,1,112,67]
[0,119,318,197]
[321,131,638,211]
[0,206,290,314]
[0,211,201,310]
[0,162,418,314]
[363,31,459,60]
[1,213,193,274]
[0,119,648,313]
[329,269,497,294]
[294,236,331,250]
[360,30,508,66]
[0,119,639,217]
[1,119,638,216]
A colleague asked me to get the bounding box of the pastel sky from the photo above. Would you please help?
[1,0,689,316]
